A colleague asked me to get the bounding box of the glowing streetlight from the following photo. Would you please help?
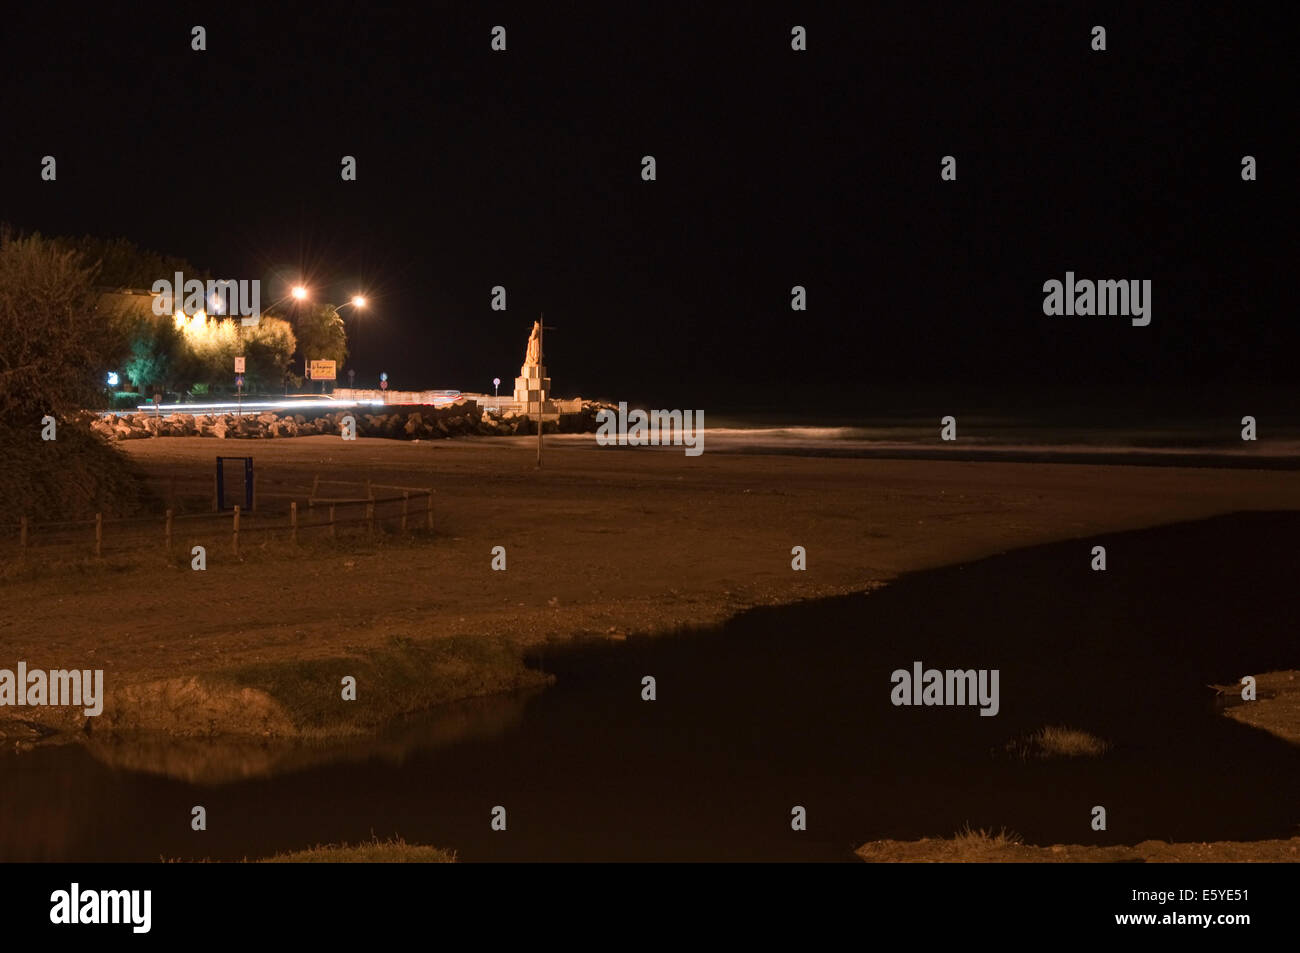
[334,296,368,384]
[292,285,308,300]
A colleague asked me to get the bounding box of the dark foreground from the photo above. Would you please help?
[2,512,1296,861]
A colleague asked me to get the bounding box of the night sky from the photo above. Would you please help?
[2,3,1291,417]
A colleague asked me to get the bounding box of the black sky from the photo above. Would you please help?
[1,2,1291,418]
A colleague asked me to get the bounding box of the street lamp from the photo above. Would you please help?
[289,286,368,390]
[333,296,368,386]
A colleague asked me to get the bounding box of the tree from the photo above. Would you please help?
[121,310,183,394]
[53,234,206,289]
[0,230,128,423]
[242,316,297,392]
[291,304,349,372]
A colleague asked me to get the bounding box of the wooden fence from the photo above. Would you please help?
[2,484,434,564]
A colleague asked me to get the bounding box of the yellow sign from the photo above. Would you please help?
[308,360,336,380]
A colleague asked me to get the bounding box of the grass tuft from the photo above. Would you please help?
[953,824,1023,847]
[1005,724,1110,760]
[258,835,456,864]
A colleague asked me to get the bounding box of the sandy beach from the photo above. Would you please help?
[2,434,1297,740]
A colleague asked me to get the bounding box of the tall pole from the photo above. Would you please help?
[536,313,544,468]
[236,322,243,417]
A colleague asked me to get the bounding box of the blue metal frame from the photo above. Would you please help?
[215,456,254,511]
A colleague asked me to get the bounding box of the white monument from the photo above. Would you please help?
[513,319,551,414]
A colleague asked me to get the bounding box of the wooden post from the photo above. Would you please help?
[329,504,336,539]
[19,515,27,559]
[165,509,173,554]
[233,505,241,557]
[311,473,320,502]
[401,491,409,532]
[94,513,103,557]
[426,489,433,530]
[367,499,375,536]
[290,501,298,544]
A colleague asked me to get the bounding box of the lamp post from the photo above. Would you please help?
[334,296,367,385]
[291,286,367,392]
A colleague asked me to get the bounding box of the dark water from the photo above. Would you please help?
[3,512,1298,862]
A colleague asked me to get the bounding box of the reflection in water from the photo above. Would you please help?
[1,512,1298,862]
[80,691,541,785]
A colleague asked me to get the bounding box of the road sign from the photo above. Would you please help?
[309,360,337,380]
[380,379,388,390]
[234,356,246,373]
[235,375,244,388]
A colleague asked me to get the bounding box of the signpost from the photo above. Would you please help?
[380,372,388,392]
[309,360,336,394]
[493,377,500,397]
[234,357,246,416]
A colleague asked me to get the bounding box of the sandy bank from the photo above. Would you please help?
[2,436,1298,741]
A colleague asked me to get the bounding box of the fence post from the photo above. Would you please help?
[367,499,375,536]
[95,513,103,558]
[291,501,298,545]
[233,505,241,557]
[426,490,433,531]
[165,509,173,554]
[19,515,27,560]
[329,504,336,539]
[401,491,409,532]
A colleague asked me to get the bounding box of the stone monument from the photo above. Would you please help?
[514,319,551,414]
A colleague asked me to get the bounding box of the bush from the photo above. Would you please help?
[0,421,154,524]
[0,230,126,425]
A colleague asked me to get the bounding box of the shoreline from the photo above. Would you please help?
[3,437,1299,750]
